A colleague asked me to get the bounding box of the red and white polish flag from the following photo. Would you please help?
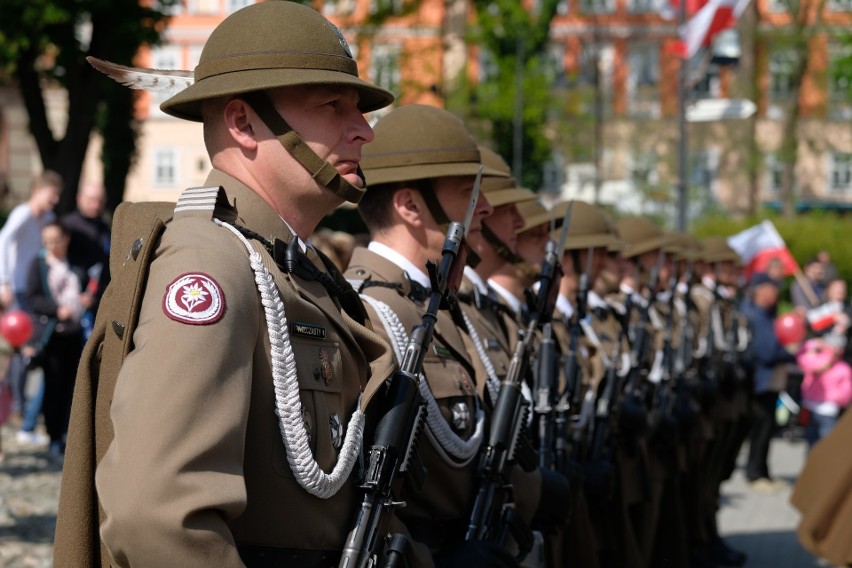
[673,0,751,58]
[726,220,799,278]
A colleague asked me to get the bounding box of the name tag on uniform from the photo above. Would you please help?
[433,344,453,359]
[291,322,326,340]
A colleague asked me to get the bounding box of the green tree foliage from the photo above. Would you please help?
[454,0,562,190]
[0,0,175,214]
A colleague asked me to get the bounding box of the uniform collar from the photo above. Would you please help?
[463,266,490,296]
[556,293,575,320]
[206,169,311,252]
[367,241,431,289]
[488,278,522,315]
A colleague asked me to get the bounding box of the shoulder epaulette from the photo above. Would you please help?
[173,186,221,218]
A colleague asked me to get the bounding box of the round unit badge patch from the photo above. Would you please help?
[162,273,225,325]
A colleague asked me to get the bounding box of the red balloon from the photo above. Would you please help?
[0,309,34,348]
[774,312,806,346]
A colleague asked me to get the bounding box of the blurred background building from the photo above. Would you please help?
[0,0,849,223]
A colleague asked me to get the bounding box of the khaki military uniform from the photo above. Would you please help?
[345,247,483,550]
[458,273,513,404]
[94,172,395,568]
[792,408,852,565]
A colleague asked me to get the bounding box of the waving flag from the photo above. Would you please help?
[726,220,798,277]
[676,0,751,58]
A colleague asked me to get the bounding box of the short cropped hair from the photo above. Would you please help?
[358,178,435,234]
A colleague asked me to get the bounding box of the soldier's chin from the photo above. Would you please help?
[341,172,365,188]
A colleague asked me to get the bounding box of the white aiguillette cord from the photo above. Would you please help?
[358,293,485,468]
[216,219,362,499]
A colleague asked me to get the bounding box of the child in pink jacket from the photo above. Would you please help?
[798,334,852,448]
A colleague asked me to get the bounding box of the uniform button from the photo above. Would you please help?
[131,238,144,260]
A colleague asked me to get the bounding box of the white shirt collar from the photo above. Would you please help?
[588,290,608,310]
[556,293,575,319]
[701,274,717,290]
[367,241,431,289]
[464,266,490,296]
[488,278,523,315]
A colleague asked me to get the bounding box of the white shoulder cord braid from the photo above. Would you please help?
[215,220,362,499]
[460,310,501,403]
[359,293,485,467]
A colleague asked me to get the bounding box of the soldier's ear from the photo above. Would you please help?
[223,98,258,151]
[392,187,425,229]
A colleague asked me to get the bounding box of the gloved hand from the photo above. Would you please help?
[432,540,519,568]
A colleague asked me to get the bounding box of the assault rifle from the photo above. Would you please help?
[339,169,483,568]
[466,202,569,560]
[534,202,574,471]
[619,249,665,435]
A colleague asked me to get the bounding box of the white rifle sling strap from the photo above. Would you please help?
[357,293,485,468]
[214,218,363,499]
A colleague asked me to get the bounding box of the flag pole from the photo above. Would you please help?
[676,0,688,232]
[791,267,821,308]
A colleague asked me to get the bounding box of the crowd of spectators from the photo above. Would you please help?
[0,172,110,461]
[741,250,852,490]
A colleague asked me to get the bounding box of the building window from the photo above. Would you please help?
[370,44,401,96]
[764,154,783,194]
[691,64,721,99]
[154,0,183,16]
[827,0,852,11]
[370,0,403,15]
[556,0,570,14]
[690,150,718,190]
[324,0,356,15]
[576,42,614,117]
[767,0,788,12]
[830,153,852,194]
[628,0,664,13]
[226,0,253,14]
[579,0,614,14]
[630,152,660,192]
[547,42,567,88]
[149,46,183,117]
[829,44,852,119]
[769,50,796,105]
[154,149,178,186]
[186,0,218,15]
[627,43,660,118]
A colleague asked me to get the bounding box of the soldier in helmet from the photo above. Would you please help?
[613,215,688,568]
[55,3,398,567]
[345,104,529,565]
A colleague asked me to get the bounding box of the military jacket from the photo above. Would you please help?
[458,273,513,404]
[345,247,481,534]
[95,171,395,567]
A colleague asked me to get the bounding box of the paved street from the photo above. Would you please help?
[717,434,832,568]
[0,421,832,567]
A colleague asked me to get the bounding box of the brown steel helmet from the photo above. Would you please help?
[667,231,703,262]
[614,216,676,258]
[701,236,741,264]
[160,1,394,204]
[361,105,502,226]
[552,200,621,251]
[477,146,536,265]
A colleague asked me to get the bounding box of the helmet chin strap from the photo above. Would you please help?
[481,223,524,266]
[243,92,367,204]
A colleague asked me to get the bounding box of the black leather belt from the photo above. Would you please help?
[238,545,341,568]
